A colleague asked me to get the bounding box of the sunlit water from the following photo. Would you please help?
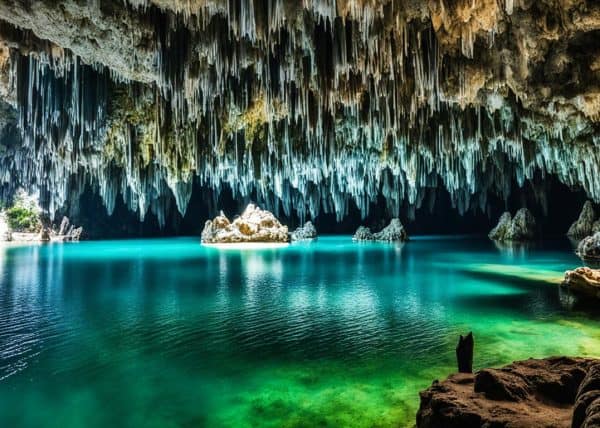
[1,236,600,427]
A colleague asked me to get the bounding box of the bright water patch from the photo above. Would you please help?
[0,236,599,427]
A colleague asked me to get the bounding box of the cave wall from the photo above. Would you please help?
[0,0,598,228]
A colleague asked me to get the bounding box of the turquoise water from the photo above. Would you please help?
[1,236,600,427]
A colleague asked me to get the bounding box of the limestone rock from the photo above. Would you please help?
[568,202,597,238]
[55,217,83,241]
[201,204,288,244]
[353,219,408,242]
[488,211,512,240]
[562,267,600,299]
[290,221,317,241]
[577,232,600,261]
[0,212,11,241]
[417,357,599,428]
[489,208,537,241]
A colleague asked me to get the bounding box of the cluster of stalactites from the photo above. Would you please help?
[0,1,599,226]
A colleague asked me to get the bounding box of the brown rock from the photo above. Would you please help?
[562,267,600,299]
[417,357,597,428]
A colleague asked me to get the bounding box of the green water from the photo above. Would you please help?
[1,236,599,427]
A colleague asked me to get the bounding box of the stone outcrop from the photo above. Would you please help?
[417,357,600,428]
[55,216,83,242]
[568,202,597,238]
[489,208,537,241]
[290,221,317,241]
[577,232,600,261]
[562,267,600,299]
[201,204,288,244]
[0,1,598,226]
[353,219,408,242]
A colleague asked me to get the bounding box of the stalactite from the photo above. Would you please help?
[0,0,597,225]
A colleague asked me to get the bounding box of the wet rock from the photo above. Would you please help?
[562,267,600,299]
[56,217,83,241]
[489,208,537,241]
[353,219,408,242]
[573,364,600,428]
[488,211,512,240]
[201,204,288,244]
[417,357,597,428]
[568,202,597,239]
[290,221,317,241]
[577,232,600,262]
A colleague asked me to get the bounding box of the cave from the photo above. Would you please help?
[0,1,600,427]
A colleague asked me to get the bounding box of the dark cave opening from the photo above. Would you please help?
[68,174,589,239]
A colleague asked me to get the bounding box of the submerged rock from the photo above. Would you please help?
[201,204,288,244]
[562,267,600,299]
[489,208,537,241]
[290,221,317,241]
[353,219,408,242]
[568,201,597,238]
[577,232,600,262]
[417,357,600,428]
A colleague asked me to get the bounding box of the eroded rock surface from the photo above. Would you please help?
[417,357,600,428]
[563,267,600,298]
[290,221,317,241]
[353,218,408,242]
[201,204,288,244]
[577,232,600,261]
[568,202,598,238]
[489,208,537,241]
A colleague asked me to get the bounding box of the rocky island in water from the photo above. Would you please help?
[0,0,599,427]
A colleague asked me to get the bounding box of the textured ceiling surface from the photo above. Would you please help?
[0,0,598,224]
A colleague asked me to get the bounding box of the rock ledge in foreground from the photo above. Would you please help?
[417,356,600,428]
[201,204,288,244]
[562,267,600,299]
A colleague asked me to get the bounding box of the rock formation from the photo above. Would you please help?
[568,201,598,238]
[0,1,597,225]
[201,204,288,244]
[417,357,600,428]
[353,218,408,242]
[562,267,600,299]
[577,232,600,261]
[55,216,83,242]
[290,221,317,241]
[489,208,537,241]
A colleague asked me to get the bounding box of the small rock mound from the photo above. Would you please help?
[201,204,288,244]
[489,208,536,241]
[577,232,600,262]
[562,267,600,299]
[352,218,408,242]
[417,357,600,428]
[290,221,317,241]
[568,201,597,238]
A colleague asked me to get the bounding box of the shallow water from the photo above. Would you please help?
[1,236,599,427]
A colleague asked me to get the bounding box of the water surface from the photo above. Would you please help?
[1,236,599,427]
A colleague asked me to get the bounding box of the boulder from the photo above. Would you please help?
[488,211,512,240]
[568,202,597,238]
[489,208,536,241]
[417,357,599,428]
[201,204,289,244]
[290,221,317,241]
[577,232,600,261]
[353,219,408,242]
[562,267,600,299]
